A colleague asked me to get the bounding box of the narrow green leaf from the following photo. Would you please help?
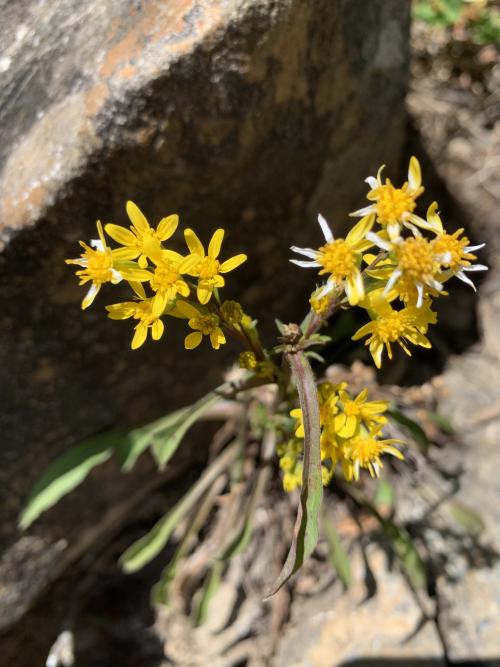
[19,435,117,529]
[267,350,323,597]
[387,408,429,452]
[322,513,352,589]
[447,500,485,536]
[343,485,426,590]
[374,479,395,511]
[119,443,237,573]
[194,560,224,626]
[152,393,221,470]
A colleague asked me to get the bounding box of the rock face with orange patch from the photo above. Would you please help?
[0,0,411,640]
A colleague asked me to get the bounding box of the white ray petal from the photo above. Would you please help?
[82,282,99,309]
[317,213,334,243]
[290,259,321,268]
[383,269,402,295]
[464,244,485,252]
[463,264,488,272]
[90,239,105,251]
[111,269,123,284]
[365,176,378,189]
[317,280,336,298]
[290,246,319,259]
[429,278,443,291]
[366,231,392,251]
[456,270,476,291]
[416,283,424,308]
[350,204,376,218]
[387,222,401,242]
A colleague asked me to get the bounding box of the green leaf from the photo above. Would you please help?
[267,350,323,597]
[194,561,224,626]
[322,513,352,589]
[152,393,222,470]
[19,435,118,529]
[119,443,237,573]
[387,408,429,453]
[447,500,485,536]
[374,479,395,511]
[344,485,427,590]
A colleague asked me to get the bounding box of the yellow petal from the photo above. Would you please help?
[208,229,224,259]
[185,331,203,350]
[118,265,152,282]
[408,156,421,191]
[184,229,204,256]
[346,214,375,244]
[156,214,178,241]
[131,323,148,349]
[106,302,136,319]
[105,224,136,246]
[82,283,100,309]
[197,284,212,305]
[219,254,247,273]
[179,253,200,273]
[96,221,107,248]
[152,318,165,340]
[129,281,146,299]
[112,246,140,261]
[152,292,168,318]
[126,201,149,234]
[175,301,201,319]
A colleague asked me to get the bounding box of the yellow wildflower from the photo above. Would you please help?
[333,389,388,438]
[343,427,404,481]
[432,230,487,291]
[352,295,437,368]
[291,213,375,305]
[366,232,445,307]
[105,201,179,268]
[106,297,166,350]
[176,301,226,350]
[143,239,199,317]
[351,157,425,241]
[184,228,247,305]
[66,221,150,309]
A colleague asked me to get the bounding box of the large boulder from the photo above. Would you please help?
[0,0,411,633]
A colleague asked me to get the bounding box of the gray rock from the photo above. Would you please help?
[0,0,411,632]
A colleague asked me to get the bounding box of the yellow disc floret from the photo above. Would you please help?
[318,240,356,281]
[372,182,417,226]
[396,237,437,282]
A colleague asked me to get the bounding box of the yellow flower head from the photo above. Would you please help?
[431,224,487,291]
[291,213,375,305]
[366,231,445,308]
[333,388,388,438]
[184,228,247,305]
[105,201,179,268]
[343,427,404,481]
[352,292,437,368]
[66,221,150,309]
[176,301,226,350]
[106,295,166,350]
[351,157,424,241]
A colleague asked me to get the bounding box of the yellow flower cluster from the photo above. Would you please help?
[280,382,403,491]
[291,157,487,368]
[66,201,247,350]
